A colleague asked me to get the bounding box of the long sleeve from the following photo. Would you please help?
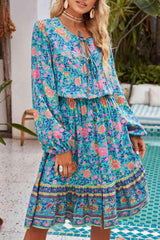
[31,20,73,154]
[108,45,147,137]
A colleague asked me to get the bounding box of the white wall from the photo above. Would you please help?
[10,0,51,139]
[38,0,51,20]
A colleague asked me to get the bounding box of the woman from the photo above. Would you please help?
[23,0,149,239]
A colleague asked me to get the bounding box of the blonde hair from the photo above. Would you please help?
[50,0,111,75]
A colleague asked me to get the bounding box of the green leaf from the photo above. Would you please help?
[0,95,10,103]
[119,20,125,31]
[0,123,37,137]
[109,13,120,33]
[134,0,159,16]
[0,80,12,93]
[0,133,6,145]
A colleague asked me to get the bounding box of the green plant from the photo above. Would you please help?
[0,81,37,145]
[117,63,160,84]
[108,0,160,84]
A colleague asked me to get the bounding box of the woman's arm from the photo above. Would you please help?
[31,20,73,155]
[108,44,147,137]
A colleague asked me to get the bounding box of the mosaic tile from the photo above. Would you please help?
[48,222,160,239]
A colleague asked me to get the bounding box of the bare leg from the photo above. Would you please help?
[90,211,111,240]
[23,226,48,240]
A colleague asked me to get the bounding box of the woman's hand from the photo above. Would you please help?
[130,135,146,159]
[54,149,73,177]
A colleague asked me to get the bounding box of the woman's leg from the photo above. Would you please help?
[90,211,111,240]
[23,226,48,240]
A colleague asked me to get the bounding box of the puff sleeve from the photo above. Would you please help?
[31,20,73,154]
[108,45,147,137]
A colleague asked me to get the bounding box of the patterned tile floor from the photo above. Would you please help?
[0,129,160,240]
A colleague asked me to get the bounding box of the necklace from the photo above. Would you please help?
[62,10,84,22]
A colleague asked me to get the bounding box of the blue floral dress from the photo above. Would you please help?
[24,17,149,230]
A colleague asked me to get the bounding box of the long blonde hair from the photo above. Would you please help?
[50,0,111,75]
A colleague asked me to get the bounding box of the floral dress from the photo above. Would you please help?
[24,17,149,230]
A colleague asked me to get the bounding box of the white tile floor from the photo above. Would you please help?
[0,138,92,240]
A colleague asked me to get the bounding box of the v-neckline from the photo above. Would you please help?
[57,16,93,42]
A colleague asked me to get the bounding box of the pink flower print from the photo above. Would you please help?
[91,42,96,50]
[97,80,105,90]
[116,122,122,132]
[75,47,81,54]
[132,210,137,214]
[35,220,39,225]
[92,205,98,211]
[52,180,57,184]
[44,86,55,98]
[77,220,83,224]
[106,222,111,227]
[79,203,85,209]
[44,222,50,226]
[45,109,52,119]
[75,77,81,86]
[121,197,127,204]
[38,20,46,32]
[122,211,127,216]
[117,133,120,139]
[53,131,62,140]
[95,220,100,224]
[55,27,67,38]
[116,95,125,105]
[68,99,76,110]
[65,35,71,42]
[100,97,108,107]
[98,124,106,134]
[32,47,36,56]
[137,189,142,195]
[98,147,108,157]
[86,217,91,222]
[105,206,111,213]
[32,69,40,79]
[83,169,91,178]
[68,59,72,65]
[80,105,87,115]
[111,159,121,170]
[136,161,140,167]
[81,128,88,138]
[128,161,135,170]
[46,202,53,210]
[73,64,80,69]
[33,110,39,121]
